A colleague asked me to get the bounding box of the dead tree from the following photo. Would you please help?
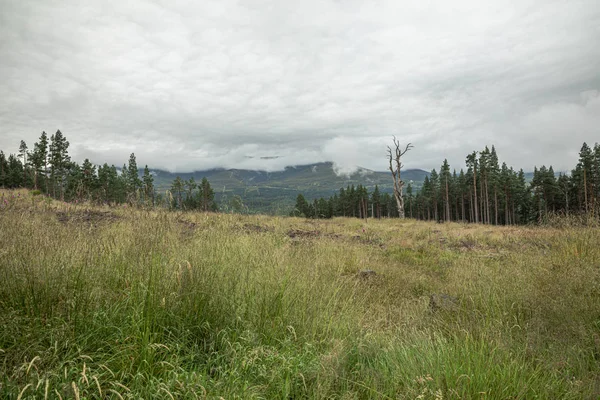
[387,137,413,218]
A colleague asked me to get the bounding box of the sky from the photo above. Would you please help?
[0,0,599,174]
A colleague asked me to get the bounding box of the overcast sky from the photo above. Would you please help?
[1,0,599,173]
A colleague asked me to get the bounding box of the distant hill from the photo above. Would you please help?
[147,162,429,214]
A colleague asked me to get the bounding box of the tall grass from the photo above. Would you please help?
[1,189,599,398]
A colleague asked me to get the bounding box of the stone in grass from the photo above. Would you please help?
[429,293,459,312]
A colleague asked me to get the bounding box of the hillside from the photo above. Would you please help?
[1,190,599,398]
[148,162,430,214]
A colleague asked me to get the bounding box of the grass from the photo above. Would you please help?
[1,189,600,398]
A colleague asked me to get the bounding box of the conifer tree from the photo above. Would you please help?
[18,140,28,185]
[31,132,48,191]
[593,143,600,212]
[371,185,381,218]
[142,165,154,205]
[7,154,23,188]
[185,177,197,209]
[576,142,594,213]
[171,176,184,209]
[478,147,491,224]
[199,177,216,211]
[557,173,571,215]
[421,175,432,220]
[441,159,451,222]
[126,153,142,201]
[49,130,70,200]
[0,151,7,188]
[489,146,500,224]
[80,158,97,200]
[429,169,440,222]
[458,169,467,222]
[405,183,414,218]
[466,152,479,223]
[292,194,310,217]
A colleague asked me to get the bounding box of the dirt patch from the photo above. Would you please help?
[455,239,477,251]
[243,223,274,234]
[55,210,119,225]
[287,229,321,239]
[176,218,198,238]
[352,235,386,249]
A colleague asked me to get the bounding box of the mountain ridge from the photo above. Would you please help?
[145,162,430,214]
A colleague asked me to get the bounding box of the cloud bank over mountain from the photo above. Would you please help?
[1,0,598,173]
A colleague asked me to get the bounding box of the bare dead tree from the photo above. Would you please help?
[387,137,413,218]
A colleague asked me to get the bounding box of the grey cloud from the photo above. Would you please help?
[0,0,599,174]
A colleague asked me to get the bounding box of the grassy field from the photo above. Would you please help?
[1,189,600,399]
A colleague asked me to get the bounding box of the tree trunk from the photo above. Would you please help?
[473,170,479,223]
[494,187,498,225]
[584,169,588,213]
[445,178,450,222]
[479,178,484,223]
[505,190,509,225]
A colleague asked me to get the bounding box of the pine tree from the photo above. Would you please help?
[292,194,309,217]
[80,158,97,200]
[65,161,83,200]
[458,169,467,222]
[127,153,142,201]
[557,173,571,215]
[142,165,154,206]
[592,143,600,213]
[489,146,500,225]
[18,140,28,186]
[478,147,491,224]
[31,132,49,191]
[0,151,7,188]
[371,185,381,218]
[7,154,23,188]
[429,169,440,222]
[516,169,529,223]
[405,183,414,218]
[49,130,70,200]
[466,152,479,223]
[171,176,184,209]
[441,159,451,222]
[421,176,432,220]
[576,142,594,213]
[111,165,125,203]
[199,177,215,211]
[185,177,197,209]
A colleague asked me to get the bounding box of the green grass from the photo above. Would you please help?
[1,189,599,398]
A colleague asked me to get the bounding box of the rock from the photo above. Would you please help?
[429,293,459,312]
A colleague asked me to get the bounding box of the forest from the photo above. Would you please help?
[0,130,217,211]
[294,143,600,224]
[2,130,600,224]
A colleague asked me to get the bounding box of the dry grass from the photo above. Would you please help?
[1,188,600,398]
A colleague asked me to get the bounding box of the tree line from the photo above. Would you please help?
[293,142,600,224]
[291,185,403,219]
[0,130,217,211]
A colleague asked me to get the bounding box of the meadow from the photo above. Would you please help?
[1,189,600,399]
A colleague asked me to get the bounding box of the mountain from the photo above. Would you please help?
[147,162,430,214]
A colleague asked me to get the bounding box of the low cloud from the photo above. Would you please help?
[0,0,598,174]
